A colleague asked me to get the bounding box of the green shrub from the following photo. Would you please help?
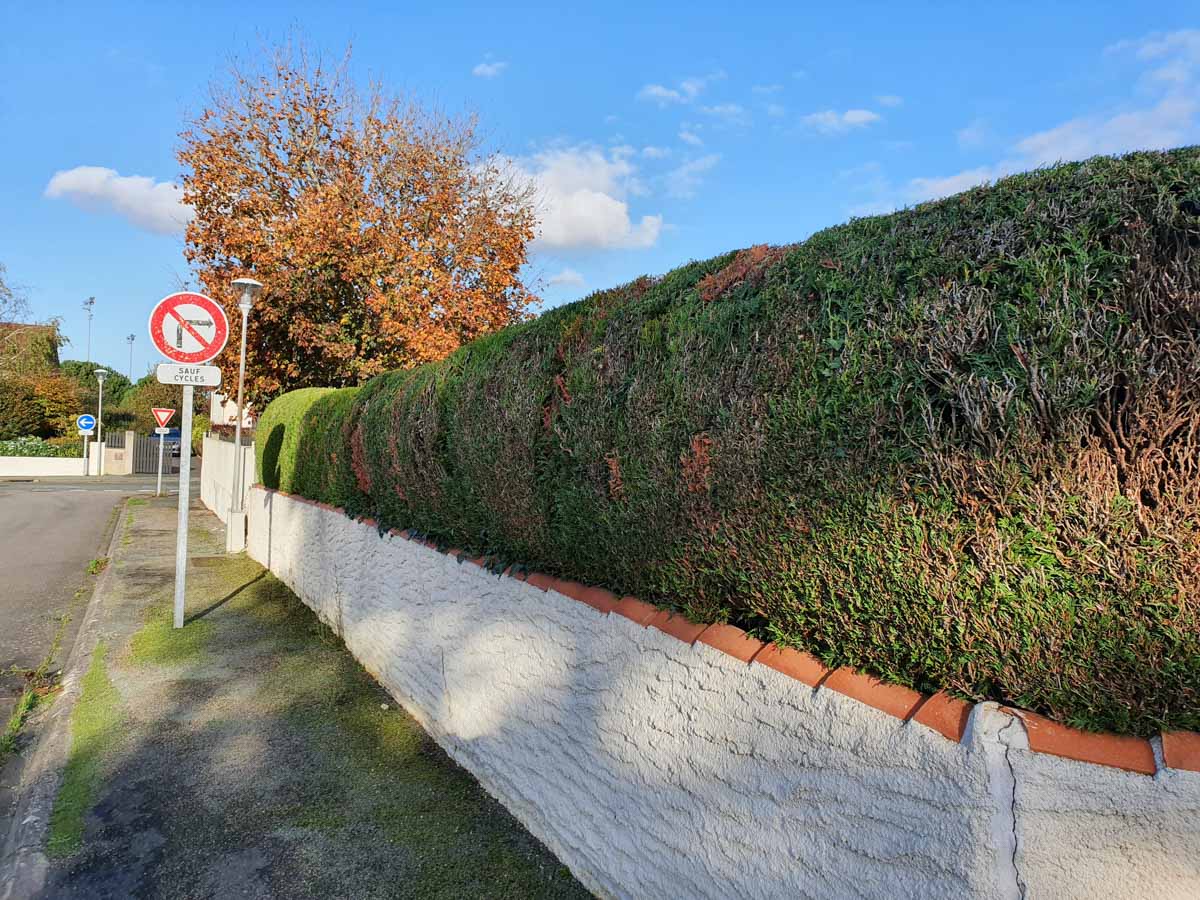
[258,148,1200,736]
[0,380,47,439]
[0,435,79,457]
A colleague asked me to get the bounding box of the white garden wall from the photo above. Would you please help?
[200,435,255,523]
[244,486,1200,900]
[0,456,86,477]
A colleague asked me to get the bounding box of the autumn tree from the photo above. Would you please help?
[178,47,538,407]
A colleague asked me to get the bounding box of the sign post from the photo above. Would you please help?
[148,292,228,628]
[76,414,96,476]
[152,408,175,497]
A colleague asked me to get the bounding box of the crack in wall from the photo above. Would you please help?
[998,717,1027,900]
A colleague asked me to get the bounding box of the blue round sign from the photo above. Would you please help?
[76,414,96,431]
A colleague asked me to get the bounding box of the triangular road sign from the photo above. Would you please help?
[152,407,176,428]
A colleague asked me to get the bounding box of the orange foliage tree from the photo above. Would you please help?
[178,48,538,407]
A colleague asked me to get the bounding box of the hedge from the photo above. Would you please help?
[257,148,1200,736]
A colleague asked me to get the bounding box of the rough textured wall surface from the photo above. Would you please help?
[245,486,1200,900]
[200,435,255,523]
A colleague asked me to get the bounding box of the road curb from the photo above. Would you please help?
[0,497,128,900]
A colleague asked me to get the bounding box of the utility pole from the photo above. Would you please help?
[126,333,136,381]
[82,296,95,363]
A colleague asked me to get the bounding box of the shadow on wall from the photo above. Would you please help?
[253,489,1031,899]
[259,424,286,494]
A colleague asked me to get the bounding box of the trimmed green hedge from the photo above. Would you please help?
[258,149,1200,736]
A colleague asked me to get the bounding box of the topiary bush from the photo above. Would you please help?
[257,148,1200,736]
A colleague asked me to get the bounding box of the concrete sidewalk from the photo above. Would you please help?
[11,497,589,899]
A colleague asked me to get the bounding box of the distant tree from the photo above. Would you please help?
[26,373,84,436]
[0,380,46,439]
[178,44,538,407]
[0,264,67,379]
[113,379,205,433]
[59,360,132,407]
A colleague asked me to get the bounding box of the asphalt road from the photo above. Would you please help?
[0,488,122,682]
[0,476,202,681]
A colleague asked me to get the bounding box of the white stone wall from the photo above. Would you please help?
[200,435,255,523]
[246,486,1200,900]
[0,455,86,477]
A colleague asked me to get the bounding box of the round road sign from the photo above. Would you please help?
[76,414,96,431]
[148,292,229,364]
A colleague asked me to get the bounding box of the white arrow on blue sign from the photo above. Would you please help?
[76,414,96,431]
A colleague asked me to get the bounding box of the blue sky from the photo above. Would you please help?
[2,3,1198,379]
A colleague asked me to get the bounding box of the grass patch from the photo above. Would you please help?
[47,643,123,857]
[128,603,213,666]
[0,688,37,759]
[242,576,589,898]
[86,557,108,576]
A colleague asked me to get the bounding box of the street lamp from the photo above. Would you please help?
[82,297,95,363]
[94,368,107,477]
[126,333,136,381]
[227,277,262,552]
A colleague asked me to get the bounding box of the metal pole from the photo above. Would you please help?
[156,432,165,497]
[173,385,194,629]
[230,304,249,518]
[83,434,89,476]
[96,380,105,477]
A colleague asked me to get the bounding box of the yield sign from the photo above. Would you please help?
[152,407,176,428]
[148,292,229,364]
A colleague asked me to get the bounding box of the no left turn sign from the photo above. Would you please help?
[148,292,229,364]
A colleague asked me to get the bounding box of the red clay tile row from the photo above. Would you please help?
[256,486,1200,777]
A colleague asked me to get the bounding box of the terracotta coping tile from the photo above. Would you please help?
[1008,709,1156,776]
[751,644,828,688]
[612,596,658,626]
[823,668,925,721]
[553,580,618,614]
[1160,731,1200,773]
[697,623,764,664]
[525,572,556,592]
[647,610,708,645]
[912,692,973,742]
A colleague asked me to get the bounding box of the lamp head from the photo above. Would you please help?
[232,277,263,313]
[94,368,107,382]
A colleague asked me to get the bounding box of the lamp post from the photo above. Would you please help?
[226,277,262,552]
[126,333,136,381]
[82,297,95,363]
[94,368,107,477]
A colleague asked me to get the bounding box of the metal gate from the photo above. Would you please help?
[133,433,178,475]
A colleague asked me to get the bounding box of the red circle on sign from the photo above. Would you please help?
[148,292,229,364]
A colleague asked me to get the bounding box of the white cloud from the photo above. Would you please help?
[547,267,585,287]
[638,84,685,105]
[907,166,1001,201]
[472,60,507,78]
[753,83,783,94]
[766,103,786,118]
[802,108,882,135]
[637,71,725,106]
[956,118,989,148]
[44,166,192,235]
[858,31,1200,214]
[876,94,904,107]
[665,154,721,199]
[679,129,704,146]
[1013,95,1196,165]
[641,145,671,159]
[504,146,663,250]
[701,103,748,124]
